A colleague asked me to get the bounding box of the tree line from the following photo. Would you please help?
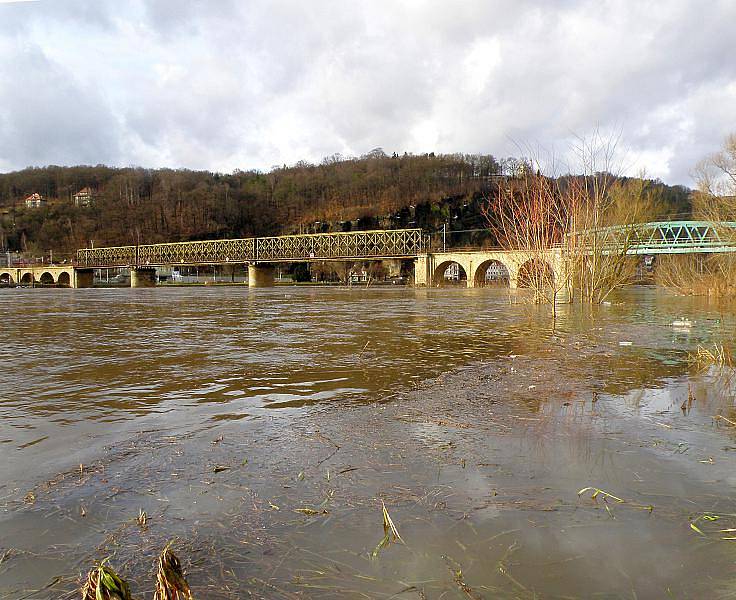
[0,150,690,259]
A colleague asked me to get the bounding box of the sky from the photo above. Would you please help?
[0,0,735,185]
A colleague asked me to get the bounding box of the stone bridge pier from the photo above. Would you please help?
[130,267,157,288]
[248,263,275,287]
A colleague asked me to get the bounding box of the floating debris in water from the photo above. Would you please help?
[154,544,194,600]
[372,500,405,558]
[578,486,653,513]
[294,507,324,516]
[81,559,132,600]
[672,317,693,328]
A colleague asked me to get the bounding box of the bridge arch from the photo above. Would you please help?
[518,258,555,288]
[0,271,14,285]
[474,259,511,287]
[39,271,55,285]
[57,271,71,287]
[20,272,34,285]
[433,260,468,287]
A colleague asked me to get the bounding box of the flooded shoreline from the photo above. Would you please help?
[2,286,736,598]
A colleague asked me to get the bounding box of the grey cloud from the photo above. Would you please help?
[0,0,735,184]
[1,0,117,32]
[0,43,121,168]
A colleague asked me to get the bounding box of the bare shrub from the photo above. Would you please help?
[658,133,736,297]
[484,132,657,307]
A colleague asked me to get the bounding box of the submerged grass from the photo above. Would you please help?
[154,544,194,600]
[371,501,405,559]
[79,545,193,600]
[577,487,654,514]
[81,559,133,600]
[689,343,733,371]
[688,513,736,541]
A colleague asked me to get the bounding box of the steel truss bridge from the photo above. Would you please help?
[571,220,736,255]
[76,229,428,268]
[75,221,736,270]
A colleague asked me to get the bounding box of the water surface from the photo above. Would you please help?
[1,286,736,598]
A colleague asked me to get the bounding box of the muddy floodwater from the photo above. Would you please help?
[2,286,736,599]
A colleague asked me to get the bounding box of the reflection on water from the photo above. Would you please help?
[1,285,736,598]
[1,286,537,477]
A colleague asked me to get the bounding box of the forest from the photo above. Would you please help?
[0,150,691,259]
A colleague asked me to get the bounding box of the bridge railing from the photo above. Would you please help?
[137,238,256,265]
[75,229,428,267]
[77,245,136,268]
[256,229,427,261]
[568,220,736,254]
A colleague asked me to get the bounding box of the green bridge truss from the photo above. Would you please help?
[572,220,736,255]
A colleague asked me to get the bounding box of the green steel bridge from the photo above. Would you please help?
[572,220,736,254]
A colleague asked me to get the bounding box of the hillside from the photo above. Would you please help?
[0,152,691,258]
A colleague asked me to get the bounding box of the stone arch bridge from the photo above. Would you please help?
[415,249,564,288]
[0,265,92,288]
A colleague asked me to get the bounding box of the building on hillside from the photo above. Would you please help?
[73,187,95,207]
[24,193,44,208]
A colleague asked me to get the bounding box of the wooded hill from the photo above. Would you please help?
[0,151,691,258]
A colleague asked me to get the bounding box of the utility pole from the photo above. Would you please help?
[442,223,446,252]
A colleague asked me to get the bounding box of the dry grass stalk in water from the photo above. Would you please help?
[81,559,132,600]
[154,544,194,600]
[372,501,405,558]
[656,255,736,297]
[689,344,733,371]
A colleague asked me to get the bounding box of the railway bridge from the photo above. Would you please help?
[69,228,557,288]
[2,221,735,289]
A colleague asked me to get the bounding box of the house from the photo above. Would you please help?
[24,193,44,208]
[73,187,95,207]
[349,268,369,284]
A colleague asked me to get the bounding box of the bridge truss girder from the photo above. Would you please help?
[572,220,736,255]
[76,229,427,268]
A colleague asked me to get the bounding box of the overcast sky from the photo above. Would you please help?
[1,0,734,185]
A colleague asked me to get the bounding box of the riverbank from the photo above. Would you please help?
[3,301,736,598]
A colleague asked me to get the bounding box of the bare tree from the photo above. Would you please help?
[567,175,657,303]
[483,168,571,317]
[485,132,656,309]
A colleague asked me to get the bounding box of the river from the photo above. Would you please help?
[1,285,736,598]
